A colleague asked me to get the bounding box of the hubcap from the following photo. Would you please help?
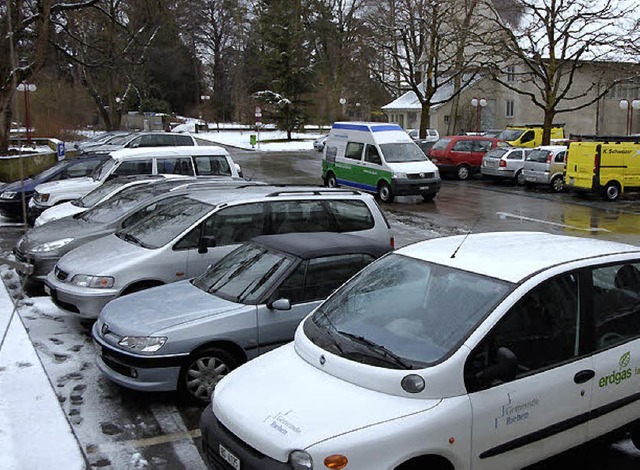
[552,178,563,192]
[185,357,229,401]
[458,167,469,180]
[607,186,619,199]
[379,186,390,201]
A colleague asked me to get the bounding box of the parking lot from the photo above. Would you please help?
[1,147,639,469]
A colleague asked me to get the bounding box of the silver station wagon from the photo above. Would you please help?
[45,186,393,319]
[93,232,392,404]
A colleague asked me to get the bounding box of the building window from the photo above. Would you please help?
[506,100,515,118]
[507,66,516,82]
[444,115,450,124]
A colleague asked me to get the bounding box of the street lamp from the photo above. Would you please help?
[471,97,487,133]
[620,99,640,135]
[339,97,347,116]
[16,82,37,145]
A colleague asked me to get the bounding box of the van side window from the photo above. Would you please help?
[193,156,232,176]
[324,200,374,232]
[474,140,492,152]
[555,151,566,163]
[203,203,266,245]
[464,273,580,392]
[591,262,640,350]
[345,142,364,160]
[112,159,153,176]
[521,130,535,143]
[174,135,194,146]
[452,140,473,152]
[364,145,382,165]
[269,201,332,234]
[157,157,194,175]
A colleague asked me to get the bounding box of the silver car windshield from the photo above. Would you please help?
[117,196,213,249]
[193,244,295,304]
[485,148,508,159]
[527,149,551,163]
[305,254,512,369]
[75,178,131,208]
[379,143,427,163]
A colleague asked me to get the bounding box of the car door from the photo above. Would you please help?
[465,272,593,469]
[471,140,493,168]
[256,253,376,355]
[587,261,640,440]
[182,203,266,278]
[361,144,384,191]
[449,139,474,167]
[338,142,365,189]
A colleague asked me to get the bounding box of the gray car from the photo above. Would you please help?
[522,145,568,192]
[92,232,391,404]
[481,147,530,184]
[15,176,245,283]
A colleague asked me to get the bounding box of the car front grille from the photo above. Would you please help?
[13,248,28,263]
[54,266,69,281]
[407,172,435,179]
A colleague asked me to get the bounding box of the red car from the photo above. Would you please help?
[428,135,502,180]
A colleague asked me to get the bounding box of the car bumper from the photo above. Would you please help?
[434,163,480,174]
[523,172,550,184]
[13,249,59,281]
[0,199,28,219]
[200,406,291,470]
[391,178,441,197]
[45,272,119,318]
[481,167,516,178]
[92,331,185,392]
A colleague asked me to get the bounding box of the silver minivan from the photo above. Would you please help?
[521,145,568,192]
[45,187,393,318]
[92,232,391,404]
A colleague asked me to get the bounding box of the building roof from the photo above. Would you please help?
[382,75,483,112]
[251,232,392,260]
[397,232,640,283]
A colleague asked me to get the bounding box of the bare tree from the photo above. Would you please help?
[0,0,99,152]
[368,0,485,138]
[481,0,637,144]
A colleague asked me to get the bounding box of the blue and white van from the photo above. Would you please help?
[322,122,441,202]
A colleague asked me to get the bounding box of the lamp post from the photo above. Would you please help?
[471,97,487,133]
[339,97,346,117]
[16,82,36,145]
[618,99,640,135]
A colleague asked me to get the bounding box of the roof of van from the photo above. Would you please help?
[185,186,370,206]
[108,146,229,159]
[533,145,567,151]
[331,122,405,133]
[396,232,640,284]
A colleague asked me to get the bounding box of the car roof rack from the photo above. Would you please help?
[569,134,640,143]
[265,188,362,197]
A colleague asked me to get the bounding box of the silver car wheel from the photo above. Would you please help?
[183,351,234,403]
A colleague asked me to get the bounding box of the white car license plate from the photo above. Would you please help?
[419,186,430,190]
[44,285,51,295]
[219,444,240,469]
[526,176,536,182]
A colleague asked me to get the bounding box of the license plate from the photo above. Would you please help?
[44,285,51,295]
[526,177,536,182]
[569,177,574,185]
[419,186,430,190]
[219,444,240,469]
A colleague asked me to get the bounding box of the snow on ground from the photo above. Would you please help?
[0,268,85,470]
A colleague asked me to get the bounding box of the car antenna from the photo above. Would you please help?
[450,218,481,259]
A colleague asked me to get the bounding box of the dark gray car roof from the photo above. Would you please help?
[250,232,391,259]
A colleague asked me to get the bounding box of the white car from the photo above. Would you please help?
[201,232,640,470]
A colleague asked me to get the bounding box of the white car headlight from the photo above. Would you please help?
[392,172,408,179]
[36,193,50,202]
[289,450,313,470]
[70,274,115,288]
[118,336,167,352]
[30,238,74,253]
[434,169,440,179]
[0,191,17,199]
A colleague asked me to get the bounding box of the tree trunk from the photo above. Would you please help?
[0,89,14,153]
[420,101,431,137]
[542,110,555,146]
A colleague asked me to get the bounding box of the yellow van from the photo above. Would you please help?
[498,124,565,148]
[565,135,640,201]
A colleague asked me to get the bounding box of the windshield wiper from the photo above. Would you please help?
[238,258,286,302]
[337,330,412,370]
[119,232,145,247]
[317,311,344,355]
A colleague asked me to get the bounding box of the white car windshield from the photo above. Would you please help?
[379,143,427,163]
[92,158,117,181]
[192,243,295,304]
[75,178,134,208]
[305,254,513,369]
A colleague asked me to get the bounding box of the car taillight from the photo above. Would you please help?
[594,152,600,174]
[546,153,552,163]
[390,237,395,249]
[499,159,507,167]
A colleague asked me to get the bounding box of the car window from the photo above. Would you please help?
[193,156,232,176]
[324,200,374,232]
[473,140,493,152]
[465,273,580,392]
[379,143,427,162]
[269,200,332,234]
[431,138,451,150]
[452,140,474,152]
[202,203,266,246]
[157,157,194,175]
[554,151,566,163]
[65,160,102,178]
[112,159,153,176]
[345,142,364,160]
[174,135,194,146]
[592,262,640,350]
[274,254,377,305]
[364,145,382,165]
[521,130,535,143]
[527,149,551,163]
[507,150,524,160]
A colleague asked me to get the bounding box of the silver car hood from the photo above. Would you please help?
[100,280,246,336]
[21,215,109,250]
[57,234,146,275]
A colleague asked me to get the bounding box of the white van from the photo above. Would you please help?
[322,122,441,202]
[201,232,640,470]
[30,146,241,217]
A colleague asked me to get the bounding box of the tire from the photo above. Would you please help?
[325,172,337,188]
[514,170,525,186]
[601,181,621,201]
[179,347,238,405]
[631,425,640,450]
[524,181,536,189]
[377,181,394,203]
[550,175,564,193]
[456,165,470,181]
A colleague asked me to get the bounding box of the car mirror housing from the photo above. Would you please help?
[198,235,217,254]
[268,298,291,311]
